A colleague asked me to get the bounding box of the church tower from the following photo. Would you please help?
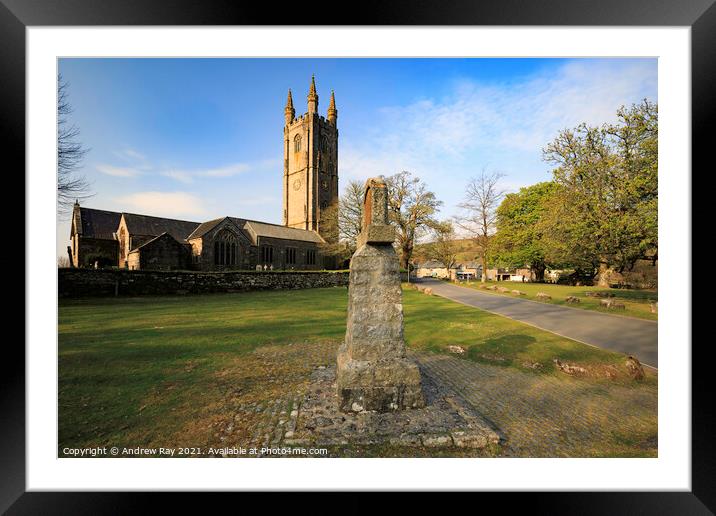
[282,75,339,239]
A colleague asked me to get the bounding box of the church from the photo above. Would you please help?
[69,76,339,271]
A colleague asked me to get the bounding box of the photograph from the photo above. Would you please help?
[56,56,659,459]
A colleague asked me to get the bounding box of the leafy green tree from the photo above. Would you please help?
[540,100,658,286]
[493,181,558,282]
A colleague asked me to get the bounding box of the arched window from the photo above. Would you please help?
[294,134,302,153]
[214,229,239,266]
[321,136,329,153]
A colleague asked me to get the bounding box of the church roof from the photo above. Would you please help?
[186,216,324,244]
[243,220,324,243]
[185,217,243,241]
[73,207,122,240]
[122,213,200,242]
[129,232,192,253]
[74,206,324,246]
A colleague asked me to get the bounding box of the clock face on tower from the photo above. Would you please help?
[293,178,301,191]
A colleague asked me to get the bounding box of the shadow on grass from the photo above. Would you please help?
[468,334,537,357]
[600,289,658,302]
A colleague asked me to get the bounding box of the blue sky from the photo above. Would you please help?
[57,58,657,258]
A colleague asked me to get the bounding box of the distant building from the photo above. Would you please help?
[415,261,481,280]
[68,76,337,271]
[415,260,450,279]
[454,262,481,280]
[485,268,510,281]
[485,267,536,282]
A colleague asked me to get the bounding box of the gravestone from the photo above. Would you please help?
[336,177,425,412]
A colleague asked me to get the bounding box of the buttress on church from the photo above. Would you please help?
[69,76,340,271]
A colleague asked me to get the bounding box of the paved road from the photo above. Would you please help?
[417,278,658,368]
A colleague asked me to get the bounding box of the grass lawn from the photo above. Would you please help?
[58,287,656,457]
[453,280,658,320]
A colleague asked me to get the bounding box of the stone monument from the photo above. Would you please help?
[336,177,425,412]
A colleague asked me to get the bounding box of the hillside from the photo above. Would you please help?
[412,238,482,265]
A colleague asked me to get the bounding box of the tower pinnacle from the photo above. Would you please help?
[327,90,337,124]
[284,88,295,124]
[307,74,318,114]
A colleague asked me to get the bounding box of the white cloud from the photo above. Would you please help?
[160,170,195,184]
[122,148,146,161]
[111,148,152,170]
[338,59,656,217]
[202,163,250,178]
[115,191,208,218]
[96,164,141,178]
[236,195,277,206]
[160,162,251,183]
[105,145,256,184]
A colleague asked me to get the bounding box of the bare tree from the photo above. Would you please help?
[424,220,460,277]
[338,179,365,252]
[385,171,442,270]
[454,169,506,282]
[57,74,91,214]
[318,180,366,268]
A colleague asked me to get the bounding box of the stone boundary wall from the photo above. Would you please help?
[58,268,350,298]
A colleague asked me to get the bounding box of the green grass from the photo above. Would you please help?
[401,288,652,373]
[453,280,658,320]
[59,289,347,449]
[59,287,654,456]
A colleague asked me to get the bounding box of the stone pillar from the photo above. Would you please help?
[336,177,425,412]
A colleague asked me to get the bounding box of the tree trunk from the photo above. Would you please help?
[480,251,487,283]
[532,263,546,282]
[400,245,412,270]
[596,260,611,287]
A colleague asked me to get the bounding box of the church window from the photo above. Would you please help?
[306,249,316,266]
[261,245,274,264]
[321,136,329,153]
[214,229,239,266]
[286,247,297,265]
[294,134,302,153]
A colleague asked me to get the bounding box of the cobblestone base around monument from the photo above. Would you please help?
[418,353,658,457]
[208,342,656,457]
[284,364,501,449]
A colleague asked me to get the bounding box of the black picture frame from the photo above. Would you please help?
[4,0,713,512]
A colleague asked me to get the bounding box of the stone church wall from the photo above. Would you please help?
[75,237,119,268]
[58,268,349,298]
[129,234,192,271]
[256,236,321,271]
